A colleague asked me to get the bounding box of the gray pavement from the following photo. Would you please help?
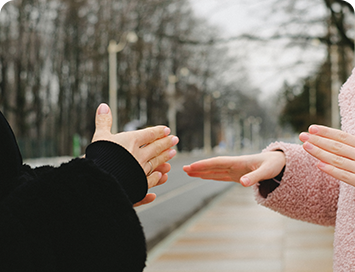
[135,152,234,250]
[144,184,334,272]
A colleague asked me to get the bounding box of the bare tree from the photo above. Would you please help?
[0,0,266,157]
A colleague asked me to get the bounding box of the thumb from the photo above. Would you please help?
[95,103,112,134]
[240,165,270,187]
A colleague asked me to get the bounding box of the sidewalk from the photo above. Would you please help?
[144,184,334,272]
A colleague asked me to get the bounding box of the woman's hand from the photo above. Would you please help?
[183,151,286,187]
[92,103,179,206]
[299,125,355,187]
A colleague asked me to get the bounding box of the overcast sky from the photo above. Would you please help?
[188,0,329,100]
[188,0,264,37]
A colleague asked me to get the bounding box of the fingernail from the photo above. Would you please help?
[98,103,109,115]
[318,162,327,169]
[241,176,250,186]
[309,125,319,134]
[164,127,171,136]
[172,136,179,145]
[303,142,313,150]
[299,132,309,142]
[169,149,177,158]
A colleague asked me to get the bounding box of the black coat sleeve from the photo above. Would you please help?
[85,140,148,204]
[0,157,147,272]
[0,111,147,271]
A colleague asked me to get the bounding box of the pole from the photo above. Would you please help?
[330,44,340,129]
[204,94,212,154]
[233,114,240,153]
[108,40,118,134]
[309,78,317,123]
[107,32,137,134]
[167,75,177,137]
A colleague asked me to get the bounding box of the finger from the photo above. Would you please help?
[184,165,235,180]
[92,103,113,143]
[317,161,355,187]
[143,136,179,161]
[94,103,112,134]
[303,141,355,173]
[154,163,171,175]
[147,171,163,189]
[186,157,235,172]
[133,193,156,207]
[183,165,192,172]
[147,164,170,187]
[240,162,278,187]
[308,125,355,148]
[186,170,234,181]
[300,132,355,160]
[156,173,169,187]
[135,126,171,147]
[184,166,226,175]
[184,158,245,181]
[144,148,176,175]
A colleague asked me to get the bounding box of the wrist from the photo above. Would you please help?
[86,141,147,204]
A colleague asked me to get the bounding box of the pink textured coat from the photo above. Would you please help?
[254,69,355,271]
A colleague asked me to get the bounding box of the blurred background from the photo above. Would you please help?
[0,0,353,159]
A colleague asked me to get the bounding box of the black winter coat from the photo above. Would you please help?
[0,112,147,271]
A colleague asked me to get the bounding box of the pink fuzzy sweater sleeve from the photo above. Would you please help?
[253,142,339,227]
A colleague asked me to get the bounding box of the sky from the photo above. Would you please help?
[188,0,331,100]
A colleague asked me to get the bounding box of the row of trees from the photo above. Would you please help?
[2,0,349,157]
[267,0,354,132]
[0,0,268,157]
[218,0,353,135]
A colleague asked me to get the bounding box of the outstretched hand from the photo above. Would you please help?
[92,103,179,206]
[183,151,285,187]
[300,125,355,187]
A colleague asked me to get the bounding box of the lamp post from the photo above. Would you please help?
[166,68,189,138]
[167,74,178,137]
[107,31,138,133]
[203,94,212,154]
[330,32,341,129]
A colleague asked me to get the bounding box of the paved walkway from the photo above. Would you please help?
[144,184,334,272]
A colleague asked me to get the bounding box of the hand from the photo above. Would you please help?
[183,151,286,187]
[92,103,179,206]
[299,125,355,187]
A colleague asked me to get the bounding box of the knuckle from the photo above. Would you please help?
[148,130,156,141]
[155,142,163,155]
[332,156,345,168]
[338,131,349,143]
[312,145,321,156]
[331,142,343,153]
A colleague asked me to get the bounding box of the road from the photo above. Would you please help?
[135,152,234,251]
